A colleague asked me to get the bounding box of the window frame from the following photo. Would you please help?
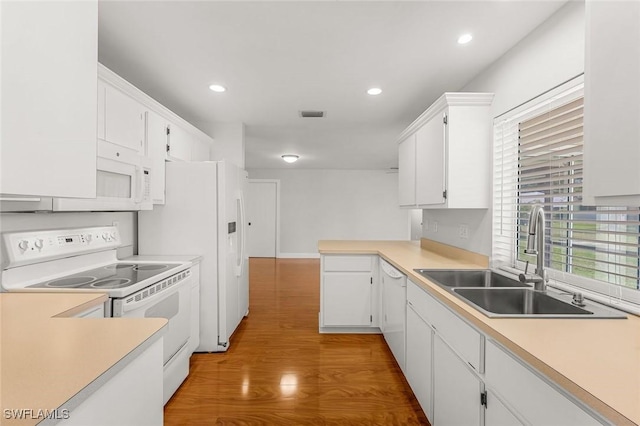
[492,75,640,308]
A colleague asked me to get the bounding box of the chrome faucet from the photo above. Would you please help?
[518,205,549,291]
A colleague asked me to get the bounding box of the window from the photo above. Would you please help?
[493,77,640,306]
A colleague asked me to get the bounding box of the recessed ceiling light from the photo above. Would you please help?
[209,84,226,92]
[367,87,382,96]
[458,34,473,45]
[281,154,299,163]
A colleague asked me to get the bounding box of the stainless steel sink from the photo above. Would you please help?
[453,288,591,316]
[414,269,528,288]
[414,269,626,319]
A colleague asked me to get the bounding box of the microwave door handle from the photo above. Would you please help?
[134,165,143,203]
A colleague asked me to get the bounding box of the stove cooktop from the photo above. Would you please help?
[27,262,183,290]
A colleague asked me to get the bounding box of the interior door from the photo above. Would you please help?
[247,180,277,257]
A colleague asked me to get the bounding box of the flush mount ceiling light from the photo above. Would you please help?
[209,84,226,93]
[457,34,473,45]
[281,154,299,163]
[367,87,382,96]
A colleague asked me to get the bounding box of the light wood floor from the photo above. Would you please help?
[164,258,430,425]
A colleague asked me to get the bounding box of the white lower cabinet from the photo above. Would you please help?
[485,340,602,426]
[405,279,605,426]
[322,273,372,327]
[433,335,482,426]
[485,390,524,426]
[61,338,163,426]
[405,303,433,420]
[320,255,377,331]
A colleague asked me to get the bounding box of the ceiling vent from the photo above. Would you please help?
[299,110,325,118]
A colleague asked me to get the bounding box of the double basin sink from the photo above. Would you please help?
[414,269,626,319]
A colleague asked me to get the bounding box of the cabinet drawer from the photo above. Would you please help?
[485,340,600,426]
[323,255,372,272]
[407,280,431,321]
[408,279,481,371]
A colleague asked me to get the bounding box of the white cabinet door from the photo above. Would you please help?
[322,274,372,327]
[0,1,97,198]
[485,391,524,426]
[584,0,640,204]
[398,134,416,207]
[166,123,193,161]
[485,340,601,426]
[433,335,482,426]
[60,338,163,426]
[405,304,433,422]
[146,111,168,204]
[415,109,446,206]
[104,84,146,153]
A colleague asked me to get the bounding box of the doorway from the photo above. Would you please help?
[247,179,279,257]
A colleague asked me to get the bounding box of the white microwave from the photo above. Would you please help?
[53,140,152,211]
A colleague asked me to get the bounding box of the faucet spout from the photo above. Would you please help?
[521,205,548,291]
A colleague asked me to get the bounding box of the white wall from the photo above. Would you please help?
[248,169,409,256]
[196,121,245,169]
[0,212,137,259]
[422,1,585,256]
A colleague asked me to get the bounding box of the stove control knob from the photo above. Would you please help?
[84,234,92,243]
[18,240,29,251]
[34,239,44,250]
[102,232,109,241]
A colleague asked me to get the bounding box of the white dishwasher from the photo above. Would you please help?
[380,259,407,373]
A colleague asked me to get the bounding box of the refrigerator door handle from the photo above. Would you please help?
[236,194,245,277]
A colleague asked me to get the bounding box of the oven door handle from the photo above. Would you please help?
[116,276,192,315]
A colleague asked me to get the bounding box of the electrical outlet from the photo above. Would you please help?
[459,224,469,239]
[433,221,438,233]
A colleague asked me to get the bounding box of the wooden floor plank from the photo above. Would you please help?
[164,258,430,425]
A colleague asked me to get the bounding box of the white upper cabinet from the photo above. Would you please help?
[398,134,417,206]
[146,111,168,204]
[166,123,193,162]
[0,1,97,198]
[415,109,446,206]
[398,93,493,209]
[583,0,640,205]
[102,82,146,153]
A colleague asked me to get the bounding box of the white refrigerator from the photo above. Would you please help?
[138,161,249,352]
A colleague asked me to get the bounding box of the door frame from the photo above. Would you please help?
[248,179,281,258]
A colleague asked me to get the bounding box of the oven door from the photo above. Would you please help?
[115,276,192,366]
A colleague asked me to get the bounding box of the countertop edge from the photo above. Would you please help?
[52,293,109,318]
[318,241,637,426]
[43,319,168,425]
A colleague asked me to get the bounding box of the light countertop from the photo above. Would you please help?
[1,292,167,426]
[318,239,640,426]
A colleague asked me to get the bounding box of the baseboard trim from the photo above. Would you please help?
[319,326,382,334]
[278,253,320,259]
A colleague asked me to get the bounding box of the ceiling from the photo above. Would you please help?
[98,1,567,170]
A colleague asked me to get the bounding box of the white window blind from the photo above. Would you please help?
[493,78,640,305]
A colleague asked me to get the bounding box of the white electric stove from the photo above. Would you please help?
[1,225,195,404]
